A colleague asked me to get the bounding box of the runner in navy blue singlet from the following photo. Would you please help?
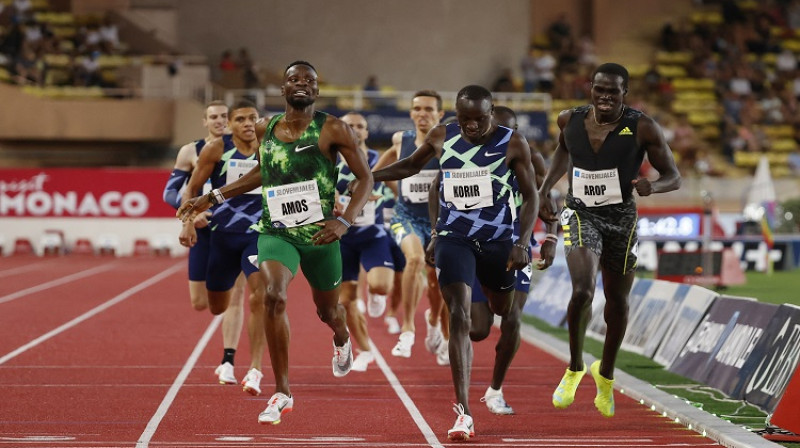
[367,85,539,441]
[180,100,268,396]
[164,101,248,386]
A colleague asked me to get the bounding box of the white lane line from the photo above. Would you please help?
[369,339,444,448]
[136,313,222,448]
[0,264,115,305]
[0,262,183,365]
[0,261,51,279]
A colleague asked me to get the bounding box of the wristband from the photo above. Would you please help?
[208,188,225,206]
[336,216,352,228]
[513,242,529,252]
[545,233,558,242]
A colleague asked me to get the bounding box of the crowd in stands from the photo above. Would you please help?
[0,0,124,90]
[511,1,800,179]
[648,0,800,178]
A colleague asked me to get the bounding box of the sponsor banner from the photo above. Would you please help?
[668,296,777,385]
[622,281,685,357]
[637,239,790,272]
[770,361,800,434]
[0,168,175,218]
[654,285,717,367]
[703,301,779,398]
[523,265,572,327]
[317,107,549,142]
[734,304,800,412]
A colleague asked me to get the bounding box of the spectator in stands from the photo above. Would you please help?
[775,48,797,74]
[237,48,260,89]
[99,17,120,53]
[520,45,539,93]
[492,67,516,92]
[547,13,572,53]
[219,50,236,71]
[14,43,41,85]
[671,114,700,174]
[532,47,556,93]
[363,74,379,92]
[75,50,101,87]
[11,0,31,22]
[80,24,102,54]
[0,19,24,63]
[760,87,784,124]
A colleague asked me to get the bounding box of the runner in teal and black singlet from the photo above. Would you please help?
[367,85,539,441]
[539,63,680,418]
[177,61,374,427]
[371,90,448,363]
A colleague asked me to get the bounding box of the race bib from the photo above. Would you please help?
[338,195,376,227]
[442,167,493,211]
[266,179,324,228]
[227,159,260,194]
[401,169,438,203]
[572,167,622,207]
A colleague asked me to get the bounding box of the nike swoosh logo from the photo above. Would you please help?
[383,261,394,266]
[594,199,610,205]
[521,280,531,285]
[294,217,310,225]
[295,145,314,152]
[485,151,502,157]
[465,202,479,208]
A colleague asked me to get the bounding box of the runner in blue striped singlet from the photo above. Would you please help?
[366,85,539,441]
[180,100,267,396]
[164,101,249,386]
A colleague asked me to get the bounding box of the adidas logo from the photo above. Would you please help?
[619,127,633,135]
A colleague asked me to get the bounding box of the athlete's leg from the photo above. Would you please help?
[490,288,526,390]
[426,266,449,339]
[441,282,474,415]
[312,285,349,346]
[435,236,478,416]
[220,273,246,363]
[399,233,426,334]
[565,247,600,372]
[469,279,493,342]
[245,270,266,371]
[339,241,369,352]
[384,270,403,331]
[340,281,369,351]
[188,281,208,311]
[260,260,293,396]
[597,268,634,379]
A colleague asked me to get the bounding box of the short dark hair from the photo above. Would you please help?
[229,99,257,117]
[456,85,492,102]
[493,105,516,120]
[592,63,629,88]
[413,90,443,112]
[285,60,316,75]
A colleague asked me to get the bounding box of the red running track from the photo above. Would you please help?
[0,256,723,447]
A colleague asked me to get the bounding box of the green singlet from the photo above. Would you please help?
[253,111,342,290]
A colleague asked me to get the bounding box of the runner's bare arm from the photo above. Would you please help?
[371,125,442,183]
[538,110,572,222]
[634,115,681,196]
[507,132,538,271]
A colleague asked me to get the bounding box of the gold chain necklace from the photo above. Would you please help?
[592,105,624,126]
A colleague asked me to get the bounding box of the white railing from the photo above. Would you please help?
[207,86,552,113]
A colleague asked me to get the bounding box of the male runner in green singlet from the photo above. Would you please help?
[177,61,374,426]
